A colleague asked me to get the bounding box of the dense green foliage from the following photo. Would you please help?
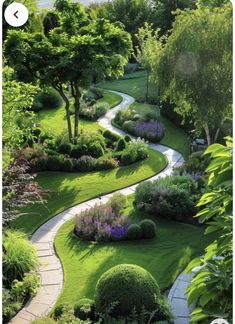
[94,264,172,321]
[3,230,40,323]
[140,219,156,239]
[157,4,232,145]
[135,175,200,222]
[186,138,232,323]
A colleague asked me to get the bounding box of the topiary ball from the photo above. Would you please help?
[126,224,142,240]
[139,219,156,239]
[124,134,132,143]
[74,298,95,320]
[116,138,126,151]
[94,264,161,317]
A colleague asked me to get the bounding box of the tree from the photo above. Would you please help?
[89,0,156,49]
[135,23,164,100]
[2,65,39,169]
[197,0,230,7]
[157,4,232,145]
[4,0,132,143]
[3,153,47,224]
[185,137,232,322]
[151,0,196,34]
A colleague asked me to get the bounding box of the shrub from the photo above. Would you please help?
[116,138,126,151]
[124,134,132,142]
[32,127,42,140]
[30,156,48,172]
[46,155,64,171]
[88,142,104,158]
[3,230,39,284]
[3,288,22,323]
[70,145,83,159]
[121,146,138,165]
[108,193,127,215]
[95,157,119,170]
[135,176,199,222]
[76,155,96,172]
[126,224,142,240]
[74,298,95,320]
[57,143,72,155]
[89,86,104,100]
[32,88,62,112]
[94,264,172,321]
[144,110,160,121]
[139,219,156,239]
[93,102,109,118]
[54,303,70,320]
[74,204,128,242]
[129,138,148,161]
[103,129,120,142]
[11,273,40,300]
[127,120,165,142]
[61,158,74,172]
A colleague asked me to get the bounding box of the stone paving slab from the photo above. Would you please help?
[11,90,185,324]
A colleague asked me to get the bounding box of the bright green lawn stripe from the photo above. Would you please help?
[36,90,122,136]
[12,149,167,235]
[103,76,158,102]
[54,195,214,306]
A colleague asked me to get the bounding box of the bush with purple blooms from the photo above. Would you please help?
[123,120,164,142]
[74,204,129,242]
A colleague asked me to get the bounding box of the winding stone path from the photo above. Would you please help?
[10,91,186,324]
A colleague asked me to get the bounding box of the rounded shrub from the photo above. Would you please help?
[70,145,83,159]
[103,129,120,142]
[74,298,95,320]
[126,224,142,240]
[124,134,132,143]
[32,128,42,140]
[88,143,104,158]
[139,219,156,239]
[94,264,161,317]
[116,138,126,151]
[53,303,70,320]
[58,143,72,155]
[32,88,62,112]
[121,147,137,165]
[95,157,118,170]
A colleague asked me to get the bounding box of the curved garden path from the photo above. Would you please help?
[11,91,187,324]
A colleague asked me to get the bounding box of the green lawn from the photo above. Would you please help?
[36,90,122,136]
[54,195,213,306]
[13,149,167,235]
[130,102,190,159]
[103,74,158,102]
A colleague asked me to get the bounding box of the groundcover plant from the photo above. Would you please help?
[2,0,232,323]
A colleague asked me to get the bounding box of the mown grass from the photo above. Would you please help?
[36,90,122,136]
[54,195,213,306]
[12,149,167,235]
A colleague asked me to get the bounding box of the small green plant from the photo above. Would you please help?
[74,298,95,320]
[126,224,143,240]
[139,219,156,239]
[3,230,39,284]
[107,193,127,214]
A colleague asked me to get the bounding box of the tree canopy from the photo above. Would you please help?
[157,4,232,145]
[4,0,132,142]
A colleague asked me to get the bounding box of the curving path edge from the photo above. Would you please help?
[11,91,187,324]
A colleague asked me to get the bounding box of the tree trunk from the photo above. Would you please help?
[73,84,82,141]
[57,87,73,142]
[213,127,221,143]
[204,123,211,146]
[146,71,149,102]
